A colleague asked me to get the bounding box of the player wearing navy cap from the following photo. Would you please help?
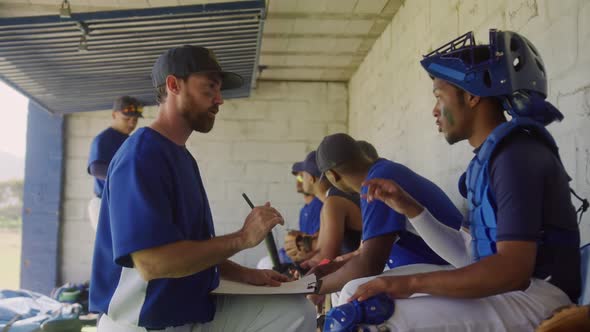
[291,161,324,236]
[338,30,581,331]
[295,150,362,268]
[283,140,379,268]
[90,45,315,332]
[256,161,323,269]
[87,95,143,231]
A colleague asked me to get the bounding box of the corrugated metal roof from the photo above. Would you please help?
[0,1,266,114]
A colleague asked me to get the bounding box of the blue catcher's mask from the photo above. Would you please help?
[421,29,563,126]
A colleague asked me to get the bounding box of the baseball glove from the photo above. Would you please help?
[284,230,315,262]
[535,304,590,332]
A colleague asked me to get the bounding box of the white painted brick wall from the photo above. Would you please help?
[60,81,347,283]
[349,0,590,243]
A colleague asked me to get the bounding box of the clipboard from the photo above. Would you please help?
[212,273,322,295]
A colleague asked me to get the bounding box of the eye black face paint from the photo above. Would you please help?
[442,105,455,127]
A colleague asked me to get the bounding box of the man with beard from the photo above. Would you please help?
[292,161,324,236]
[89,45,315,332]
[286,141,378,266]
[284,142,376,266]
[297,150,362,268]
[87,96,142,231]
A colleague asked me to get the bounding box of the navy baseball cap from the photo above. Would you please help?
[291,161,304,175]
[113,96,143,118]
[151,45,243,90]
[316,133,364,173]
[301,151,322,178]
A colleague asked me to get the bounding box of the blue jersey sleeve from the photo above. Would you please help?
[88,134,110,173]
[107,152,183,267]
[89,161,108,179]
[489,137,546,242]
[361,174,406,242]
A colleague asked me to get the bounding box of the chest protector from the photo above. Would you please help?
[465,117,560,260]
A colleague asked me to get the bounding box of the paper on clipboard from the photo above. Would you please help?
[212,274,320,295]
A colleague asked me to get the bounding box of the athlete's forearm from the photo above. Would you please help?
[334,249,360,262]
[319,233,396,293]
[409,242,536,298]
[319,250,385,294]
[315,236,343,262]
[131,232,246,281]
[218,259,247,282]
[409,209,472,267]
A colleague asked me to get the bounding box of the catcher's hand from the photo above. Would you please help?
[535,304,590,332]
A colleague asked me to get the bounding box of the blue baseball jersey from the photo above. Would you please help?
[362,159,463,268]
[299,197,323,234]
[89,127,219,329]
[87,127,129,197]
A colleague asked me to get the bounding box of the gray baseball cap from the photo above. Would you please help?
[356,140,379,160]
[151,45,243,90]
[316,133,365,173]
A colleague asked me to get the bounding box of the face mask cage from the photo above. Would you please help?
[423,30,502,71]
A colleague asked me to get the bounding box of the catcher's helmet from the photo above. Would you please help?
[421,29,563,126]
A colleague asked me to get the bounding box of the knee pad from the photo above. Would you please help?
[323,294,394,332]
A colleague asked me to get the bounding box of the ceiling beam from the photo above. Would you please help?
[266,11,394,21]
[261,50,361,56]
[263,33,379,39]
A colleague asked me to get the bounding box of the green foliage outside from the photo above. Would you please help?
[0,179,22,289]
[0,179,23,229]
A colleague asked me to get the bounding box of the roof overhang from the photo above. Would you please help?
[0,0,266,114]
